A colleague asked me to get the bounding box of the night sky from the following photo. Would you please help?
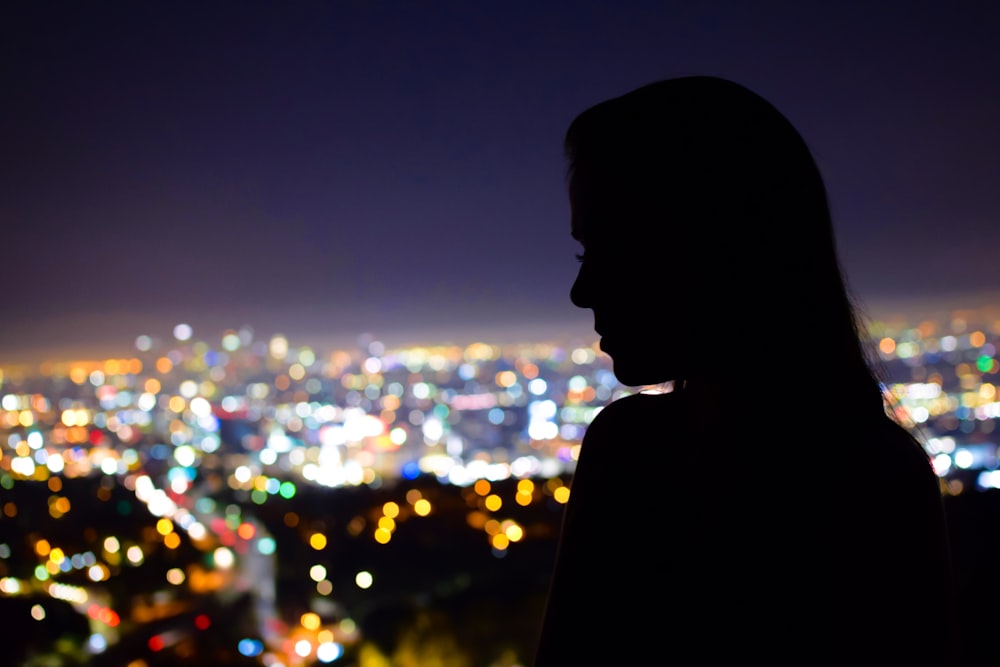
[3,1,999,363]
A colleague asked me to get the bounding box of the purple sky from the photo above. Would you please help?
[3,1,999,362]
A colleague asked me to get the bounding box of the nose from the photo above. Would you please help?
[570,263,590,309]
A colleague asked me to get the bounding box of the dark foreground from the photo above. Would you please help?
[3,476,998,666]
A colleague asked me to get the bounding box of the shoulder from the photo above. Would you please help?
[583,391,685,443]
[863,416,939,485]
[588,391,681,424]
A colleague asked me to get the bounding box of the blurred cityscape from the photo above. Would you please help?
[1,304,998,667]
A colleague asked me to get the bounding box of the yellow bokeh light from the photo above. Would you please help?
[382,501,400,518]
[374,528,392,544]
[156,518,174,536]
[309,533,327,550]
[377,516,395,532]
[503,522,524,542]
[413,498,431,516]
[495,370,517,388]
[484,494,502,511]
[491,533,510,550]
[301,612,321,631]
[553,486,571,504]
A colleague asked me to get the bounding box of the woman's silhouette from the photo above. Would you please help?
[533,77,958,665]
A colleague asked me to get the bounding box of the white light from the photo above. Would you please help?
[174,445,197,468]
[189,396,211,417]
[422,418,443,443]
[954,449,975,469]
[137,392,157,412]
[126,546,144,565]
[932,454,952,476]
[213,547,235,570]
[174,323,193,341]
[317,642,344,662]
[0,578,22,594]
[528,378,548,395]
[100,457,119,475]
[46,454,65,474]
[188,522,206,540]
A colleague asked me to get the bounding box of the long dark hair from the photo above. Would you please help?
[565,76,897,421]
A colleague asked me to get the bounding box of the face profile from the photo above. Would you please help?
[568,165,690,387]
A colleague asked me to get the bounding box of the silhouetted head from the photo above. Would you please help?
[567,76,875,394]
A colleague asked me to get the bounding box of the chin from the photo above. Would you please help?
[610,359,673,388]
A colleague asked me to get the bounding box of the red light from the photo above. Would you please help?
[88,604,119,627]
[148,635,165,652]
[194,614,211,630]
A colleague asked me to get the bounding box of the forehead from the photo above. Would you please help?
[568,163,647,246]
[568,164,617,242]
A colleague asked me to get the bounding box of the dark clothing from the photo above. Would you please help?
[533,391,958,665]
